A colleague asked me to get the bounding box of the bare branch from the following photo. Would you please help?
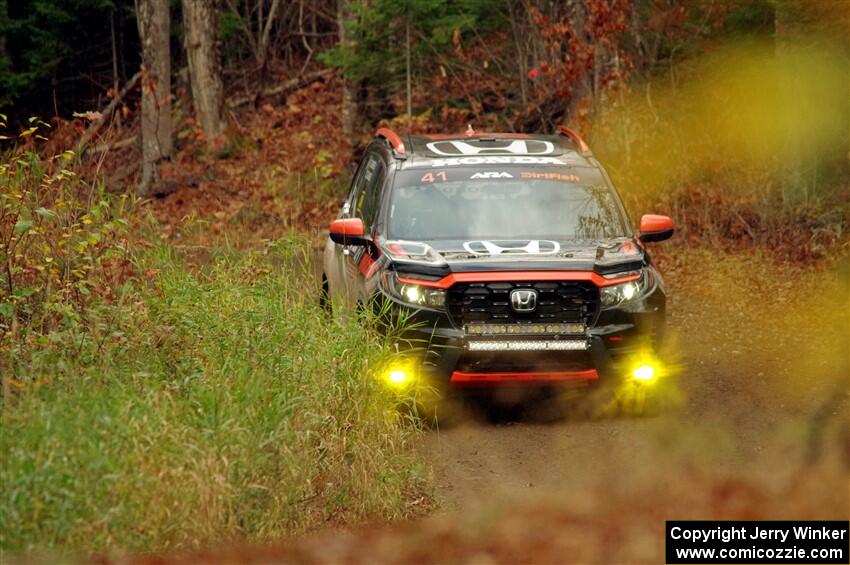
[226,68,332,108]
[73,71,142,159]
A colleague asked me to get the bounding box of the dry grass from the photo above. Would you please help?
[1,233,431,557]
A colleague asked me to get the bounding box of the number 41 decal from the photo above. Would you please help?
[420,171,447,183]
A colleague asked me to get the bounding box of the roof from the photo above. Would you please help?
[374,128,594,169]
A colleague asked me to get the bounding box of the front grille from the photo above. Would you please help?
[447,281,599,330]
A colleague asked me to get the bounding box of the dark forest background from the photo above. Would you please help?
[1,1,840,125]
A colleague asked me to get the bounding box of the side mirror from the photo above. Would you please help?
[638,214,674,243]
[329,218,370,246]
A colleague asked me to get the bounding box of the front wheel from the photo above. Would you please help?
[569,373,667,419]
[319,274,332,315]
[397,373,467,428]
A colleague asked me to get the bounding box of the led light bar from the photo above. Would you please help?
[465,323,586,336]
[467,340,589,352]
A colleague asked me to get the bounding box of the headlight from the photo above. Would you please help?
[600,270,653,308]
[380,271,446,309]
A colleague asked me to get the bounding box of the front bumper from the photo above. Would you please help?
[382,294,665,387]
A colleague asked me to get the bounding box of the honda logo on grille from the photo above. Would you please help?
[510,289,538,312]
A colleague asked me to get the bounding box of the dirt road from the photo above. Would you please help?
[424,250,848,509]
[407,249,849,559]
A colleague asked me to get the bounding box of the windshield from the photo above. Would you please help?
[388,166,628,241]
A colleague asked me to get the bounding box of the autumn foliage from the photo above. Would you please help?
[0,0,848,559]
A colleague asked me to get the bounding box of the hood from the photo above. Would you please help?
[385,237,646,277]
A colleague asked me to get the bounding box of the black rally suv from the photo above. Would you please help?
[322,127,674,392]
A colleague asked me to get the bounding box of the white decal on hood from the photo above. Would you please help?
[463,240,561,256]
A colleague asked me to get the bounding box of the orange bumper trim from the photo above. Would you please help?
[450,369,599,385]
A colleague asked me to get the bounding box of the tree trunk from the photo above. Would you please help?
[135,0,172,195]
[405,15,412,119]
[773,0,850,206]
[257,0,281,88]
[563,0,592,125]
[183,0,225,146]
[110,8,122,128]
[507,0,528,108]
[775,0,813,208]
[338,0,358,140]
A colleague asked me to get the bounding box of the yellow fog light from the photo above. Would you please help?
[388,369,407,385]
[380,358,419,390]
[632,364,656,381]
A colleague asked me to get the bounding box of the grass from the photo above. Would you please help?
[0,235,430,556]
[0,130,428,558]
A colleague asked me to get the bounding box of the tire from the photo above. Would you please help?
[568,375,664,419]
[319,274,332,315]
[406,379,468,429]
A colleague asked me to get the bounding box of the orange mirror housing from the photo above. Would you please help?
[330,218,365,237]
[329,218,369,246]
[638,214,674,243]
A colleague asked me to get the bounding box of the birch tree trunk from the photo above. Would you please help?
[338,0,357,140]
[135,0,172,195]
[183,0,225,145]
